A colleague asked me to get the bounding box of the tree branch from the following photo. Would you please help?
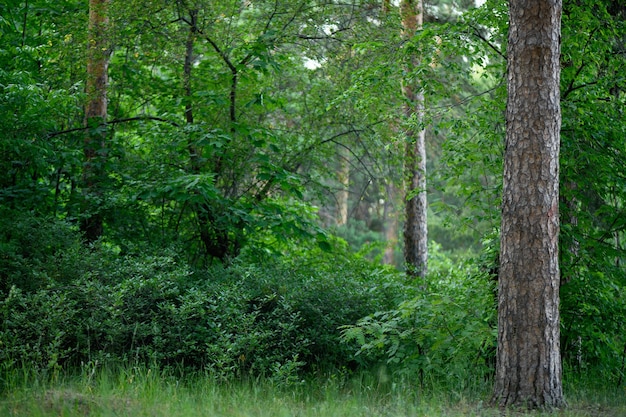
[470,25,506,60]
[46,116,181,138]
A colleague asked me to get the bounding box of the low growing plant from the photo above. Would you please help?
[341,248,496,385]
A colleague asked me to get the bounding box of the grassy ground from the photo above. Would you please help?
[1,366,624,417]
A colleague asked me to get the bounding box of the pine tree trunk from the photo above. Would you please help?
[400,0,427,279]
[492,0,565,409]
[81,0,110,243]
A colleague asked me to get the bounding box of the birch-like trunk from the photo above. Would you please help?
[336,145,350,226]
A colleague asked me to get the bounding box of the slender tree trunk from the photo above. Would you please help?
[183,9,219,260]
[336,145,350,226]
[492,0,565,409]
[184,9,199,165]
[400,0,427,279]
[383,181,399,265]
[181,9,239,262]
[81,0,110,243]
[381,0,400,267]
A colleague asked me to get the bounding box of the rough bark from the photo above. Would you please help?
[492,0,565,409]
[81,0,110,243]
[400,0,427,279]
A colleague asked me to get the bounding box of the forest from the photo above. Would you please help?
[1,0,625,415]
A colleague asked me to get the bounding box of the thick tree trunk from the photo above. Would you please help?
[400,0,427,279]
[492,0,565,409]
[81,0,110,243]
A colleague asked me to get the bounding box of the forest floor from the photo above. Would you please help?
[1,368,624,417]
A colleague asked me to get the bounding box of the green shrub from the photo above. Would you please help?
[0,210,92,295]
[341,247,497,384]
[234,240,405,372]
[560,268,626,383]
[0,235,405,380]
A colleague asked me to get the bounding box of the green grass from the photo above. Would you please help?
[1,365,624,417]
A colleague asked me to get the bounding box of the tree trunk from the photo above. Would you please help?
[383,181,399,265]
[336,145,350,226]
[181,9,241,262]
[400,0,427,279]
[183,8,199,163]
[492,0,565,409]
[81,0,110,243]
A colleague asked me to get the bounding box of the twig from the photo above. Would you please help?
[46,116,181,138]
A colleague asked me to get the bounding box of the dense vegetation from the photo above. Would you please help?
[1,0,625,412]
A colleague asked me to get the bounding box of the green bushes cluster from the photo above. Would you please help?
[0,213,403,381]
[341,247,497,384]
[2,211,623,387]
[0,212,90,294]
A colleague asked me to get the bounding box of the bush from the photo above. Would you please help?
[0,209,93,295]
[232,245,405,372]
[0,233,405,380]
[560,268,626,383]
[341,246,497,384]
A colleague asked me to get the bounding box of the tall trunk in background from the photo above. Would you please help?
[400,0,427,279]
[183,9,219,259]
[81,0,110,243]
[181,9,238,262]
[336,145,350,226]
[492,0,565,409]
[184,9,200,168]
[379,0,400,267]
[383,181,399,265]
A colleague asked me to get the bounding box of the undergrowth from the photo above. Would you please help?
[1,364,625,417]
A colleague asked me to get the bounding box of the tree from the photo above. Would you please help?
[492,0,565,409]
[81,0,110,243]
[401,0,428,279]
[336,145,351,226]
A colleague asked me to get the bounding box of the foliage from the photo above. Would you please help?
[0,0,626,394]
[0,0,404,264]
[332,220,388,261]
[0,209,92,295]
[341,244,496,384]
[557,0,626,384]
[428,0,626,384]
[0,219,403,380]
[561,269,626,381]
